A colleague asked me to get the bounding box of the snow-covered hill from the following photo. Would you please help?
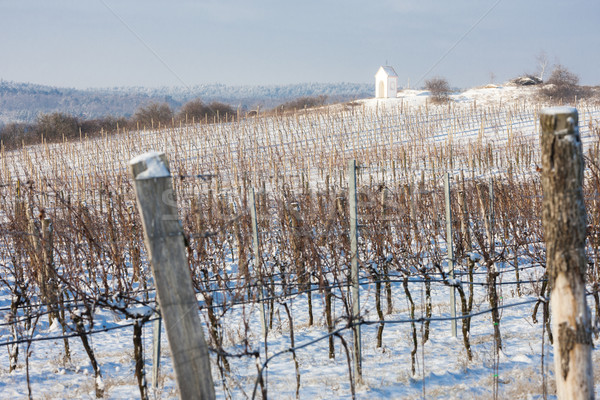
[358,84,541,110]
[0,80,372,124]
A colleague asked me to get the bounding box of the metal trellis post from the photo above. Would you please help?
[444,172,457,337]
[349,159,362,381]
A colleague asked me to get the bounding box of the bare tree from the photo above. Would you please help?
[425,77,451,103]
[36,112,80,140]
[535,50,549,82]
[177,99,209,123]
[176,99,236,123]
[542,64,580,101]
[0,122,37,148]
[133,102,173,128]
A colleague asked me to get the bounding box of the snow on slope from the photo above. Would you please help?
[358,84,541,109]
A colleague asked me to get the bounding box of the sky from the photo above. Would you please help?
[0,0,598,90]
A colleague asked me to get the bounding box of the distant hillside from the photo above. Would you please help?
[0,80,372,125]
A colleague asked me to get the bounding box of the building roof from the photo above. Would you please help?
[376,66,398,78]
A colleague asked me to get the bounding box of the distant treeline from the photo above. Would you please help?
[0,95,331,149]
[0,80,371,124]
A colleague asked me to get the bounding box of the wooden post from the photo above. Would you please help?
[250,187,270,400]
[444,172,457,337]
[250,188,268,341]
[129,152,215,400]
[41,215,70,359]
[348,159,362,381]
[540,107,594,399]
[488,176,495,253]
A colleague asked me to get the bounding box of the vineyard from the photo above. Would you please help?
[1,90,600,399]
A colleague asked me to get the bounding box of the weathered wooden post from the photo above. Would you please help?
[250,188,268,342]
[488,177,494,244]
[540,107,594,399]
[444,172,457,337]
[130,152,215,400]
[41,215,70,359]
[348,159,362,381]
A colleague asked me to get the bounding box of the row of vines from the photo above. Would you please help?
[1,100,600,398]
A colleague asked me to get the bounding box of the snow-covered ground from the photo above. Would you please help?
[356,84,541,110]
[358,84,597,123]
[0,263,566,399]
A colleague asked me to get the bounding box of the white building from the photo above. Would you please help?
[375,66,398,98]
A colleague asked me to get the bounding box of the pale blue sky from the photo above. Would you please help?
[1,0,598,89]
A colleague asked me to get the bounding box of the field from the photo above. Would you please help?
[1,86,600,399]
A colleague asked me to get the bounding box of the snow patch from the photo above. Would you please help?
[510,353,532,364]
[468,252,482,262]
[127,306,154,318]
[48,318,61,333]
[540,106,577,116]
[130,151,170,180]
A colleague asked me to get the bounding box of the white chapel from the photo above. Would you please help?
[375,66,398,98]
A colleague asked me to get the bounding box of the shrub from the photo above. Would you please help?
[206,101,236,122]
[133,102,173,128]
[542,64,581,101]
[275,95,328,112]
[425,77,451,103]
[177,99,210,123]
[80,116,130,136]
[36,112,80,141]
[0,122,37,148]
[177,99,236,123]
